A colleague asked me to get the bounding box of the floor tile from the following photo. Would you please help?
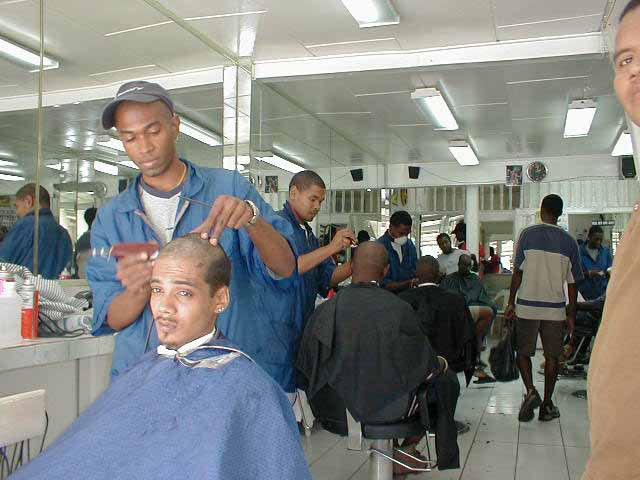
[516,444,569,480]
[565,447,591,480]
[461,441,517,479]
[518,418,564,446]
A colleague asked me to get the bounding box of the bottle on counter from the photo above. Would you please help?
[19,275,39,340]
[0,269,23,346]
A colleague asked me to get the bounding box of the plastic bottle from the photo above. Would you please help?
[0,270,22,346]
[19,275,38,340]
[0,265,9,296]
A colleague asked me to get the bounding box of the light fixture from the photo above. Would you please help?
[0,35,59,70]
[94,161,119,176]
[255,153,305,174]
[180,118,221,147]
[448,140,479,166]
[564,99,597,138]
[0,160,17,168]
[411,88,459,131]
[118,160,139,170]
[0,173,24,181]
[46,163,63,171]
[340,0,399,27]
[97,137,126,152]
[612,131,634,156]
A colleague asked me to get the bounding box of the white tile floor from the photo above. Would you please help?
[302,355,590,480]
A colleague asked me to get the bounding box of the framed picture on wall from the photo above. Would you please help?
[506,165,523,187]
[265,176,278,193]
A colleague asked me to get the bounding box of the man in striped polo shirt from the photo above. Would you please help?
[505,194,583,422]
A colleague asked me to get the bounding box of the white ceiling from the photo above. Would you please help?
[0,0,626,184]
[257,55,624,168]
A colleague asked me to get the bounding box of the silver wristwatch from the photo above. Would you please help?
[245,200,260,226]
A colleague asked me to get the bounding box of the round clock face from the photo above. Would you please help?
[527,161,548,182]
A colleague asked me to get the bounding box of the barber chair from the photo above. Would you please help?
[561,310,602,380]
[309,384,435,480]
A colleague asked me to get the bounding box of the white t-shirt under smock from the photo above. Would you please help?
[140,181,183,245]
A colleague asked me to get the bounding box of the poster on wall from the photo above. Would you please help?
[506,165,523,187]
[265,176,278,193]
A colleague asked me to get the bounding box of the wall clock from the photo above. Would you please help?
[527,161,548,182]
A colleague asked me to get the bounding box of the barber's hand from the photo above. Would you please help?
[116,250,154,294]
[330,229,357,254]
[192,195,254,246]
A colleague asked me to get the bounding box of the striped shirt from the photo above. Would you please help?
[514,223,583,321]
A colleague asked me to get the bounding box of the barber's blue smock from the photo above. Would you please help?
[87,160,297,389]
[278,201,336,324]
[579,243,613,300]
[11,336,311,480]
[377,231,418,286]
[0,208,72,279]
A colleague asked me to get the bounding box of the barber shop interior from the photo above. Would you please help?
[1,0,639,479]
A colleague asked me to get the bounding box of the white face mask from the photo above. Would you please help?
[393,235,408,247]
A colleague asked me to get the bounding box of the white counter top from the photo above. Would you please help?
[0,334,115,373]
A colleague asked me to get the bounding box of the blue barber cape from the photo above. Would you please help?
[0,208,72,279]
[11,337,311,480]
[87,160,298,390]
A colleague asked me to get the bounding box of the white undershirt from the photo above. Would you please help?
[157,328,217,357]
[141,188,181,244]
[418,282,438,287]
[391,241,403,263]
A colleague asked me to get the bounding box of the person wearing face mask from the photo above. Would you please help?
[377,210,418,292]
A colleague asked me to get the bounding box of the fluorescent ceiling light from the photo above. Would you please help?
[612,131,634,157]
[89,64,156,77]
[340,0,399,27]
[118,160,139,170]
[256,153,305,174]
[0,173,24,181]
[0,160,17,167]
[564,99,597,138]
[412,88,459,131]
[180,118,221,147]
[46,163,63,171]
[0,35,59,70]
[94,161,119,176]
[97,137,125,152]
[448,141,479,166]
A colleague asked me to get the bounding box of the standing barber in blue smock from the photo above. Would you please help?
[578,225,613,300]
[87,81,297,386]
[378,210,418,293]
[279,171,355,328]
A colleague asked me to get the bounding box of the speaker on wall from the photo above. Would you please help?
[620,156,637,179]
[408,166,420,179]
[350,168,363,182]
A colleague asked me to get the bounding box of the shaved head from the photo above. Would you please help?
[158,233,231,295]
[458,254,473,276]
[352,241,389,283]
[416,256,440,284]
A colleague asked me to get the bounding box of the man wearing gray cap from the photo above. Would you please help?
[88,80,298,386]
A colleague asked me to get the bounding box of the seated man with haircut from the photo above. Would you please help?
[13,234,310,480]
[298,242,460,474]
[441,254,497,383]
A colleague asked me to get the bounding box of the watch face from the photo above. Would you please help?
[527,162,548,182]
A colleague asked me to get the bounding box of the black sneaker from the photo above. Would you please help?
[518,390,542,422]
[539,401,561,422]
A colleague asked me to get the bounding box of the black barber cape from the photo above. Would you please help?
[297,283,441,421]
[297,283,460,470]
[399,285,478,385]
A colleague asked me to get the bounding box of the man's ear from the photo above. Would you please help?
[171,114,180,141]
[213,285,230,314]
[289,186,299,201]
[26,195,35,209]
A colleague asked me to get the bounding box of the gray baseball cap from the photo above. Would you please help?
[101,80,175,130]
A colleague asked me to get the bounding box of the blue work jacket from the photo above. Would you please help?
[278,201,336,327]
[87,160,298,389]
[0,208,72,279]
[579,244,613,300]
[377,231,418,287]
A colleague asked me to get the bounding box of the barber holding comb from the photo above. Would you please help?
[87,81,297,388]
